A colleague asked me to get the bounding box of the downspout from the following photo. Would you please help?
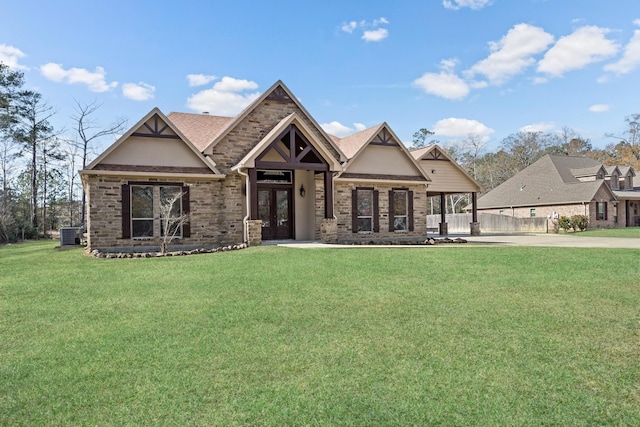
[237,168,250,244]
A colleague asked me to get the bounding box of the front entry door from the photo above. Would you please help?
[258,187,293,240]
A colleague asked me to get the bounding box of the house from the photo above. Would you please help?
[80,81,481,252]
[476,154,640,228]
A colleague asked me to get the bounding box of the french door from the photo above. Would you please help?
[258,186,293,240]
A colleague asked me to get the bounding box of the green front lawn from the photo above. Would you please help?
[1,241,639,425]
[577,226,640,238]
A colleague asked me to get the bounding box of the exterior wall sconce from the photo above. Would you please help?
[299,184,306,197]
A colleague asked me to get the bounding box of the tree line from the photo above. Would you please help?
[412,114,640,214]
[2,60,638,241]
[0,63,126,243]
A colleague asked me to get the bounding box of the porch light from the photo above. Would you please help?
[299,184,306,197]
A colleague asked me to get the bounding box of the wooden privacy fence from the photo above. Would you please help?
[427,213,548,233]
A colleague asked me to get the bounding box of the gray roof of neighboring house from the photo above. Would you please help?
[477,155,612,209]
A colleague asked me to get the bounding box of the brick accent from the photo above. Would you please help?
[334,181,428,242]
[320,218,337,243]
[246,220,263,246]
[84,173,245,251]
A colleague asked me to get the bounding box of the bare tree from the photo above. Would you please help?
[158,188,189,255]
[71,100,127,226]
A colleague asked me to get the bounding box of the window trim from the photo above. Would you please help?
[530,208,536,218]
[352,187,379,233]
[596,201,608,221]
[389,188,414,232]
[131,185,155,239]
[121,182,190,239]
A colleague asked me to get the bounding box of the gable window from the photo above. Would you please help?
[352,188,379,233]
[611,174,618,189]
[122,183,190,239]
[530,208,536,218]
[596,201,608,220]
[389,189,414,232]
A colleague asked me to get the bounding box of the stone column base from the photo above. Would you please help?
[320,218,337,243]
[470,222,481,236]
[439,222,448,236]
[246,220,263,246]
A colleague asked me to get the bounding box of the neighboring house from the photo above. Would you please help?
[80,81,481,252]
[477,154,640,228]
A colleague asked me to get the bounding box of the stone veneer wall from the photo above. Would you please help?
[333,181,428,242]
[84,173,246,251]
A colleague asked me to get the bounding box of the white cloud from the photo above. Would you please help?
[413,59,470,100]
[362,28,388,42]
[589,104,610,113]
[320,121,367,137]
[465,24,554,85]
[537,26,619,77]
[187,74,217,87]
[187,76,260,116]
[40,63,118,92]
[603,27,640,75]
[122,82,155,101]
[443,0,492,10]
[433,118,494,142]
[341,17,389,42]
[0,44,28,70]
[519,122,556,133]
[341,21,358,33]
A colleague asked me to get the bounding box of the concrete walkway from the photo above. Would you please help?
[278,233,640,249]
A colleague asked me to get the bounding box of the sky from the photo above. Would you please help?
[2,0,640,156]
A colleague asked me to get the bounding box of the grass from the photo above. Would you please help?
[574,226,640,238]
[1,241,639,425]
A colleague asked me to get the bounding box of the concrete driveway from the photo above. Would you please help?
[278,233,640,249]
[461,233,640,249]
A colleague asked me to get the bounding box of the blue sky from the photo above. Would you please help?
[2,0,639,155]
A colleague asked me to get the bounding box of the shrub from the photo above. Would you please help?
[559,216,572,232]
[570,215,588,231]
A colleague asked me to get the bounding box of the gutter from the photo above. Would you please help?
[237,168,251,244]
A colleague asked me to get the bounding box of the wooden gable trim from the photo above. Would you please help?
[255,124,329,171]
[131,113,180,139]
[369,128,397,147]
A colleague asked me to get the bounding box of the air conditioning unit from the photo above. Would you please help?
[59,227,79,245]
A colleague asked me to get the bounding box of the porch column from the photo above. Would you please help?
[324,171,333,218]
[470,191,480,235]
[439,192,448,235]
[249,168,258,220]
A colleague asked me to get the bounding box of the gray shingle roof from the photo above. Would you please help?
[477,155,611,209]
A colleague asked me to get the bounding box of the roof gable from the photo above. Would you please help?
[478,154,615,209]
[201,80,346,162]
[231,113,342,171]
[84,108,222,176]
[337,124,430,183]
[411,145,481,192]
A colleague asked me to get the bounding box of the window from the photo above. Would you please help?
[596,201,608,220]
[388,189,414,232]
[122,183,190,239]
[357,189,373,232]
[131,186,154,238]
[530,208,536,218]
[610,174,618,189]
[352,188,378,233]
[160,186,183,237]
